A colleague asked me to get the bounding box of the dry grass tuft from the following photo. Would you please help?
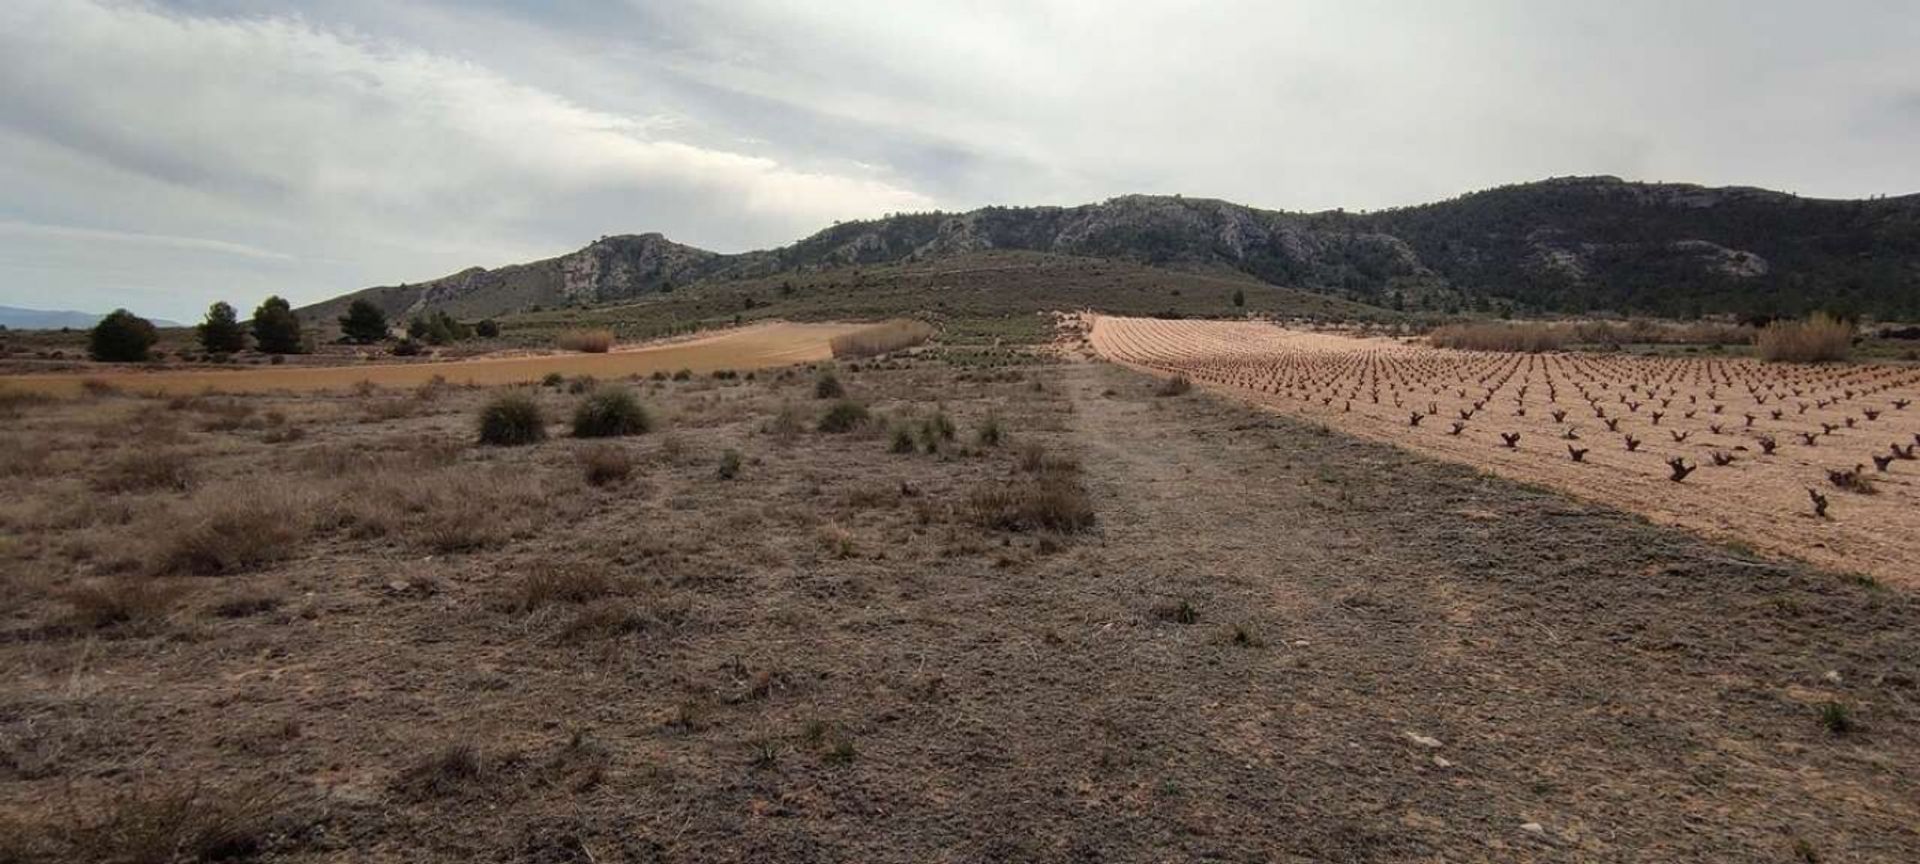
[93,449,197,494]
[493,567,619,613]
[21,780,298,863]
[576,443,634,486]
[61,578,187,633]
[156,487,311,576]
[1756,314,1853,363]
[556,328,615,353]
[393,743,494,800]
[829,319,935,359]
[557,598,674,642]
[969,472,1094,533]
[1429,322,1568,353]
[0,388,54,419]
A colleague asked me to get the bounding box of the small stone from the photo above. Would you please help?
[1823,670,1843,684]
[1520,822,1546,836]
[1405,731,1442,748]
[1291,639,1310,648]
[1433,756,1453,768]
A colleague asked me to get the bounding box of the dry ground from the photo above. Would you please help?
[0,322,861,398]
[1,347,1916,862]
[1088,315,1920,587]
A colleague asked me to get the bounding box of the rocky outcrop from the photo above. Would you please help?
[302,176,1920,322]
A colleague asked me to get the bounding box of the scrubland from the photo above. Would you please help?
[3,331,1917,862]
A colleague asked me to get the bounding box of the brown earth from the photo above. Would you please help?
[1,349,1916,861]
[1088,315,1920,587]
[0,321,861,397]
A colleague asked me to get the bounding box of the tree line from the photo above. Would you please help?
[87,297,500,362]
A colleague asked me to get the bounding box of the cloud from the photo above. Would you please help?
[0,0,934,318]
[0,221,295,261]
[0,0,1916,320]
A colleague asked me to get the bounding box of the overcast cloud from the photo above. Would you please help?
[2,0,1917,320]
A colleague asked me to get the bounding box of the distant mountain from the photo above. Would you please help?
[0,305,181,329]
[302,176,1920,323]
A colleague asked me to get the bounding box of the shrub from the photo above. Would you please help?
[889,424,917,453]
[1820,700,1856,735]
[572,387,651,438]
[765,402,805,443]
[829,319,936,358]
[477,391,547,446]
[391,337,423,357]
[1428,322,1568,353]
[1756,314,1853,363]
[976,412,1005,447]
[817,400,870,433]
[1017,442,1080,475]
[557,328,615,353]
[716,448,742,480]
[89,309,158,362]
[474,319,500,338]
[1156,375,1192,397]
[565,375,597,395]
[577,443,633,486]
[814,369,845,399]
[541,372,565,387]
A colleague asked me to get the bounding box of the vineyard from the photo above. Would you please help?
[1090,316,1920,585]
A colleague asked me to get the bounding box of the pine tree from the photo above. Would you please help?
[89,309,158,362]
[251,295,304,354]
[337,299,389,344]
[197,301,246,354]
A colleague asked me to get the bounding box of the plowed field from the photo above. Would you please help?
[1091,315,1920,585]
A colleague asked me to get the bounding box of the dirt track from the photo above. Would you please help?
[0,322,861,397]
[1089,315,1920,586]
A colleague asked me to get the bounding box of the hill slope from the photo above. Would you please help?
[0,306,183,330]
[302,177,1920,323]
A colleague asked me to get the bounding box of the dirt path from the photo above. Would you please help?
[0,321,861,397]
[1049,360,1918,861]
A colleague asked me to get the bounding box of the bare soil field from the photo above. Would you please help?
[0,322,860,397]
[2,346,1916,861]
[1088,315,1920,587]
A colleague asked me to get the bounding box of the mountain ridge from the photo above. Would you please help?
[299,176,1920,323]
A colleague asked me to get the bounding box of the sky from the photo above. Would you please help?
[2,1,1917,321]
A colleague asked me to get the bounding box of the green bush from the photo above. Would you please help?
[88,309,158,362]
[815,370,845,399]
[478,391,546,446]
[817,400,870,433]
[572,387,651,438]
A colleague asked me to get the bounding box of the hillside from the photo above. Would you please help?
[301,177,1920,323]
[0,306,183,330]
